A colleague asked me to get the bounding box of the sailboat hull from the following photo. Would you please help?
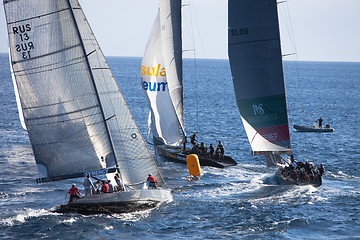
[54,189,172,214]
[156,145,237,168]
[276,168,322,187]
[293,125,334,132]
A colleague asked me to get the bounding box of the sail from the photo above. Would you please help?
[8,49,26,130]
[4,0,165,187]
[159,0,185,136]
[228,0,291,155]
[141,11,182,146]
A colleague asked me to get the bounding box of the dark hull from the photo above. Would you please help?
[276,168,322,187]
[293,124,334,132]
[53,189,172,215]
[156,145,237,168]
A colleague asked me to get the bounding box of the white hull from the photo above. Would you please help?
[54,189,172,214]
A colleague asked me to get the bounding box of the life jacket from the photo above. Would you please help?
[101,183,109,193]
[147,175,157,183]
[69,187,79,196]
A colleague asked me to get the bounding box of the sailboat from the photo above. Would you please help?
[3,0,171,214]
[140,0,237,168]
[228,0,323,186]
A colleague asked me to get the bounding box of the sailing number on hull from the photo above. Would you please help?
[12,24,34,60]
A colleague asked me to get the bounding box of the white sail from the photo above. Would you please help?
[4,0,165,187]
[70,0,165,187]
[141,12,182,146]
[159,0,185,135]
[228,0,292,156]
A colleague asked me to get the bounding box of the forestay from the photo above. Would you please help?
[141,12,182,146]
[4,0,164,187]
[228,0,292,155]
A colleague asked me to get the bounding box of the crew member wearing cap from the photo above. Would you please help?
[68,183,81,203]
[146,174,158,189]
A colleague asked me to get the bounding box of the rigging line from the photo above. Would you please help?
[95,201,117,215]
[279,2,310,159]
[183,0,199,134]
[188,0,201,134]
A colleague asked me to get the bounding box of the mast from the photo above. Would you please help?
[65,0,119,169]
[160,0,186,140]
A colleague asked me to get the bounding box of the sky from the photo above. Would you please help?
[0,0,360,62]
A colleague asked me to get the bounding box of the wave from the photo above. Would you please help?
[0,208,56,226]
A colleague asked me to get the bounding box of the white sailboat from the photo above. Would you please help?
[141,0,237,168]
[3,0,171,214]
[228,0,323,186]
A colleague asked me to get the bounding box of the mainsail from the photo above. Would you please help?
[159,0,185,136]
[141,12,182,146]
[4,0,164,187]
[228,0,292,156]
[141,0,185,145]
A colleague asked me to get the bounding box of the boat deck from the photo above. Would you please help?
[53,189,172,214]
[156,145,237,168]
[293,124,334,132]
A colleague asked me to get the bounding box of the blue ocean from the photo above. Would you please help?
[0,53,359,239]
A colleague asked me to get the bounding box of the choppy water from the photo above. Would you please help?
[0,53,359,239]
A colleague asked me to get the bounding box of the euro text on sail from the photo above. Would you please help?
[142,81,168,92]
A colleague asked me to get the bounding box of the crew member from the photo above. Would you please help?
[190,133,198,146]
[101,180,109,193]
[114,174,125,191]
[108,180,114,193]
[147,174,158,189]
[199,142,207,154]
[217,141,225,159]
[215,146,221,160]
[317,164,325,176]
[94,180,101,194]
[68,183,81,203]
[290,155,297,169]
[318,117,323,128]
[83,174,94,196]
[209,143,215,157]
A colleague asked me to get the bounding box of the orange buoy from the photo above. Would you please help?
[186,154,201,176]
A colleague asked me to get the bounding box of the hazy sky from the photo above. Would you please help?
[1,0,359,62]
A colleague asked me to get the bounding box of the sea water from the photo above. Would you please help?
[0,53,359,239]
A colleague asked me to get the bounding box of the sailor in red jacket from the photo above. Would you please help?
[68,183,81,203]
[101,180,109,193]
[146,174,158,189]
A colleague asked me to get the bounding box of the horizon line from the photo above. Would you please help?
[0,52,359,63]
